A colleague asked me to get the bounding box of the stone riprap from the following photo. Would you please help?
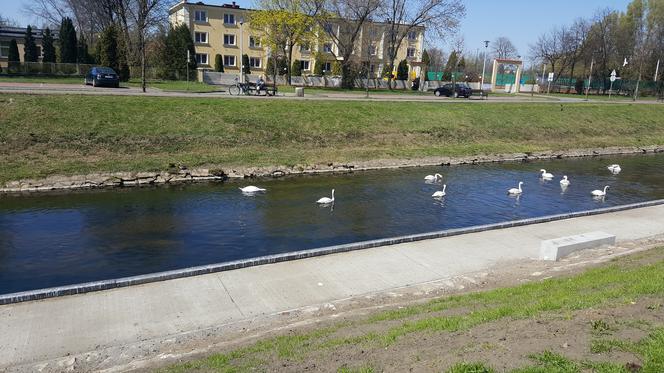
[1,145,662,194]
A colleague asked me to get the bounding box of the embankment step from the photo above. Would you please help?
[539,231,616,261]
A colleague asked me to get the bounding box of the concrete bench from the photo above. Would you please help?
[539,231,616,261]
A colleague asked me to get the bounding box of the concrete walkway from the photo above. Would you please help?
[1,204,664,371]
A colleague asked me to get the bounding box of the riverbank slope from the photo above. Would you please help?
[1,94,663,187]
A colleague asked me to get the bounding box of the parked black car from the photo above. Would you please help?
[84,67,120,88]
[433,83,472,98]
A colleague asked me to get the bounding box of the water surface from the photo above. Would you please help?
[1,154,663,294]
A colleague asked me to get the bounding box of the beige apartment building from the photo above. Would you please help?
[168,0,425,79]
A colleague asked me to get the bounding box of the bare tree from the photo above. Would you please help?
[123,0,171,92]
[313,0,381,88]
[491,36,517,59]
[22,0,116,41]
[379,0,464,88]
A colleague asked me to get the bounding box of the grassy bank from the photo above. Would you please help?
[1,94,663,183]
[160,247,664,372]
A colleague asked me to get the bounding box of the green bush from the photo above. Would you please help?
[214,54,223,72]
[396,59,409,80]
[291,59,302,77]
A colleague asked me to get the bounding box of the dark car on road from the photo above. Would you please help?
[84,67,120,88]
[433,83,472,98]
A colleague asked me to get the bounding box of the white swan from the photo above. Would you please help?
[591,186,610,197]
[507,182,523,195]
[239,186,266,193]
[424,173,443,182]
[316,189,335,204]
[607,164,621,173]
[539,169,554,179]
[432,185,447,198]
[559,175,570,186]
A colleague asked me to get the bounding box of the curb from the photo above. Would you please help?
[1,199,663,305]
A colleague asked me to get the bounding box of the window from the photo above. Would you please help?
[224,34,236,45]
[299,42,310,53]
[323,23,333,34]
[300,60,310,70]
[195,53,209,65]
[224,13,235,25]
[322,62,331,72]
[0,41,10,58]
[249,57,261,68]
[223,55,236,66]
[369,44,377,55]
[249,36,260,48]
[194,32,208,43]
[407,47,416,58]
[194,10,207,22]
[323,43,332,53]
[408,31,417,40]
[370,64,375,74]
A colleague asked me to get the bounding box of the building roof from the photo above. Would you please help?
[0,26,59,41]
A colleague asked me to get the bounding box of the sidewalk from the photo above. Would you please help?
[1,204,663,371]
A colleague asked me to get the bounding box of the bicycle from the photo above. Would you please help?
[228,78,251,96]
[228,77,278,96]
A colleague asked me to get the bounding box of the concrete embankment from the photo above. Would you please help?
[2,145,662,194]
[1,203,664,372]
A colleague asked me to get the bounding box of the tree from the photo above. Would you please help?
[242,54,251,74]
[491,36,518,59]
[332,60,342,76]
[214,54,224,72]
[315,0,381,88]
[251,0,318,84]
[158,23,197,80]
[379,0,465,89]
[7,39,20,72]
[313,55,324,75]
[291,59,302,76]
[77,35,93,63]
[97,24,120,71]
[23,25,39,63]
[58,17,78,63]
[124,0,171,92]
[396,59,409,80]
[42,28,56,63]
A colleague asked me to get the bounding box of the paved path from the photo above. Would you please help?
[4,82,661,104]
[1,204,663,371]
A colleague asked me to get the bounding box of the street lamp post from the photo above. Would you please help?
[480,40,489,92]
[239,18,244,84]
[585,56,594,101]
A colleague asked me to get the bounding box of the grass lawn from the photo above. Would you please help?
[1,94,663,183]
[158,247,664,372]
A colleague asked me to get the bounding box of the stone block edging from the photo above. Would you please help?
[1,199,663,305]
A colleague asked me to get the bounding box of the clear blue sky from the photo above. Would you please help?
[2,0,632,60]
